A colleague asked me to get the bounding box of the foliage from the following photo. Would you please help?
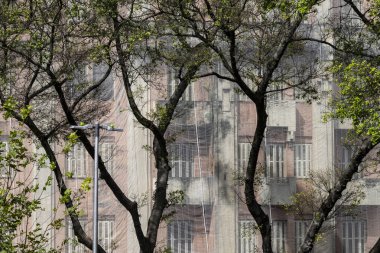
[326,60,380,143]
[0,130,61,252]
[263,0,318,15]
[0,0,366,252]
[233,163,265,191]
[167,190,185,206]
[369,0,380,28]
[63,132,79,154]
[284,169,365,219]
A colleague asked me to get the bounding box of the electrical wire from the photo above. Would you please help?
[192,84,210,253]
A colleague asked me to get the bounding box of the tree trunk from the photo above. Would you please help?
[146,137,170,252]
[245,99,273,253]
[370,237,380,253]
[299,140,376,253]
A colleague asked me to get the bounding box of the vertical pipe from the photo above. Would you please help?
[93,123,99,253]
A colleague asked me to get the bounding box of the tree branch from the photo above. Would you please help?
[113,18,164,143]
[0,90,105,252]
[292,37,378,59]
[342,0,375,29]
[195,71,236,83]
[299,140,377,253]
[70,64,113,112]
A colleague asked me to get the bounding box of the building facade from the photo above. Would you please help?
[1,1,380,253]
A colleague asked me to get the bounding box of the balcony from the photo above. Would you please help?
[258,177,297,205]
[168,177,215,205]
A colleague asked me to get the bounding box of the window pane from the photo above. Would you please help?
[169,144,194,178]
[342,220,366,253]
[167,221,192,253]
[67,144,86,178]
[66,219,86,253]
[272,221,286,253]
[295,144,311,178]
[266,145,284,178]
[98,220,114,252]
[239,220,256,253]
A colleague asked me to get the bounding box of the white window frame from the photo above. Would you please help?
[168,68,192,101]
[167,220,192,253]
[67,144,86,178]
[99,219,115,252]
[100,142,114,175]
[67,219,86,253]
[295,220,311,252]
[266,144,284,178]
[0,141,9,178]
[272,220,286,253]
[295,144,311,178]
[239,220,256,253]
[238,143,251,172]
[170,143,194,178]
[342,219,366,253]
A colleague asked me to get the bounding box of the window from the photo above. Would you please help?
[0,141,9,177]
[167,220,192,253]
[294,84,309,100]
[93,63,114,101]
[100,142,115,175]
[67,66,87,100]
[266,144,284,178]
[169,144,194,178]
[342,219,366,253]
[239,220,256,253]
[267,84,284,101]
[272,221,286,253]
[67,219,114,253]
[67,144,86,178]
[99,219,115,252]
[340,0,363,27]
[168,68,192,101]
[66,219,86,253]
[337,146,362,179]
[295,220,311,252]
[238,143,251,172]
[295,144,311,178]
[338,146,352,170]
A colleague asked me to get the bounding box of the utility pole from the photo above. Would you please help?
[70,123,123,253]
